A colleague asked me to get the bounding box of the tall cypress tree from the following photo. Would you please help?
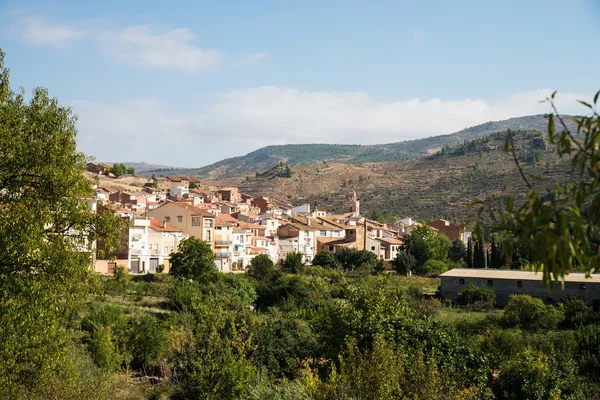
[474,240,486,268]
[466,237,474,268]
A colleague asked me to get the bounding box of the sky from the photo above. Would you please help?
[1,0,599,167]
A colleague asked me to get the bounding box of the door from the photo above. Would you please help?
[130,259,139,274]
[149,258,159,273]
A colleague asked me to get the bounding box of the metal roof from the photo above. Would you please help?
[441,268,600,283]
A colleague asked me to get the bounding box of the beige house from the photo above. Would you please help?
[214,218,235,272]
[146,202,216,247]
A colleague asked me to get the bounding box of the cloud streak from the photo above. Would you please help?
[71,88,592,167]
[12,16,87,48]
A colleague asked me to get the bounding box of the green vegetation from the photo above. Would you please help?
[107,162,135,177]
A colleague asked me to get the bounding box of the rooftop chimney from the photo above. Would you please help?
[163,220,167,228]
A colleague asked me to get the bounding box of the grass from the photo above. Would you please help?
[391,275,440,294]
[437,306,502,324]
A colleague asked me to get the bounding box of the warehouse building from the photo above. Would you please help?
[440,268,600,306]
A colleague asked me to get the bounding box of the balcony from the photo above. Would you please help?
[215,252,232,258]
[151,249,161,255]
[130,248,143,255]
[131,234,143,241]
[215,240,233,246]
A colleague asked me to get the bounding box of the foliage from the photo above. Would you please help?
[474,91,600,284]
[400,225,451,271]
[169,237,217,281]
[492,347,582,400]
[281,252,304,274]
[312,251,341,269]
[420,259,449,274]
[0,48,124,396]
[576,323,600,380]
[456,283,496,308]
[336,248,381,273]
[503,294,564,331]
[391,250,416,275]
[448,238,467,263]
[248,254,278,282]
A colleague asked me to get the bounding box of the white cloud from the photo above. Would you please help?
[234,52,271,67]
[104,25,224,72]
[71,88,592,167]
[12,17,224,72]
[412,29,426,40]
[13,16,87,48]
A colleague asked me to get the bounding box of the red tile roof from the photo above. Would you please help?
[173,202,215,217]
[149,217,182,232]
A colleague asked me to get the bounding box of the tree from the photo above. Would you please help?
[169,237,217,281]
[448,239,467,263]
[475,91,600,284]
[392,250,416,275]
[107,163,127,177]
[125,166,135,176]
[400,225,451,270]
[473,240,486,268]
[456,283,496,308]
[503,294,563,331]
[248,254,277,282]
[420,259,448,274]
[0,49,123,398]
[281,252,304,274]
[312,251,341,269]
[466,237,474,268]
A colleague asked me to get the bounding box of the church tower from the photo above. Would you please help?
[347,190,360,217]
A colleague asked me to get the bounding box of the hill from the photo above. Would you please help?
[202,129,575,222]
[151,114,576,178]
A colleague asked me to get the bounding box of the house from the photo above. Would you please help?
[145,202,216,246]
[277,221,319,263]
[167,176,191,188]
[441,269,600,306]
[217,188,242,203]
[170,183,189,198]
[108,191,137,208]
[427,219,465,242]
[315,226,381,259]
[128,218,187,273]
[214,217,235,272]
[152,177,171,192]
[87,162,112,175]
[376,237,403,261]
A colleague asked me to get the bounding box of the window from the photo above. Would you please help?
[371,246,376,251]
[164,246,168,253]
[459,278,465,285]
[487,279,493,286]
[204,218,213,227]
[320,230,327,236]
[177,216,183,223]
[329,245,334,251]
[580,283,587,290]
[517,280,523,288]
[170,246,174,252]
[192,216,201,227]
[164,216,170,223]
[333,231,339,237]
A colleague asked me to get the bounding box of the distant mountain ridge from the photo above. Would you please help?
[144,114,576,178]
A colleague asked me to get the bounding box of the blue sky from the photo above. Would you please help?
[1,0,599,167]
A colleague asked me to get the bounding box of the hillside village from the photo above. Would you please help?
[88,163,468,275]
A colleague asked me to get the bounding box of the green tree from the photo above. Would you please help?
[391,250,416,275]
[466,237,474,268]
[108,163,127,177]
[0,49,123,398]
[125,166,135,176]
[456,283,496,307]
[312,251,341,269]
[169,237,217,281]
[420,259,448,274]
[400,225,451,270]
[248,254,277,282]
[475,91,600,284]
[503,294,563,331]
[448,238,467,263]
[281,252,305,274]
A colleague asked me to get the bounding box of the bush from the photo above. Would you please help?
[419,259,448,274]
[576,323,600,380]
[503,294,563,331]
[562,298,598,328]
[130,315,170,372]
[167,279,202,311]
[456,283,496,309]
[281,252,305,274]
[392,250,416,275]
[312,251,341,269]
[248,254,277,282]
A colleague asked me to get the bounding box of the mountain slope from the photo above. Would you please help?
[159,114,575,178]
[201,130,575,221]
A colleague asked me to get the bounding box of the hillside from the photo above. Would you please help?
[151,114,576,178]
[202,130,575,222]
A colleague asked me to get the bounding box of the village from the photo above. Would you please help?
[88,162,468,275]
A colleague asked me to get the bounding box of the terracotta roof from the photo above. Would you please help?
[376,237,403,246]
[172,202,215,217]
[217,214,239,223]
[238,221,264,229]
[149,217,182,232]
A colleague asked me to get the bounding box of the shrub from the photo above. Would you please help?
[503,294,563,331]
[392,250,416,275]
[456,283,496,309]
[248,254,277,282]
[129,315,169,372]
[562,298,598,328]
[312,251,341,269]
[576,323,600,380]
[281,252,305,274]
[167,279,202,311]
[419,259,448,274]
